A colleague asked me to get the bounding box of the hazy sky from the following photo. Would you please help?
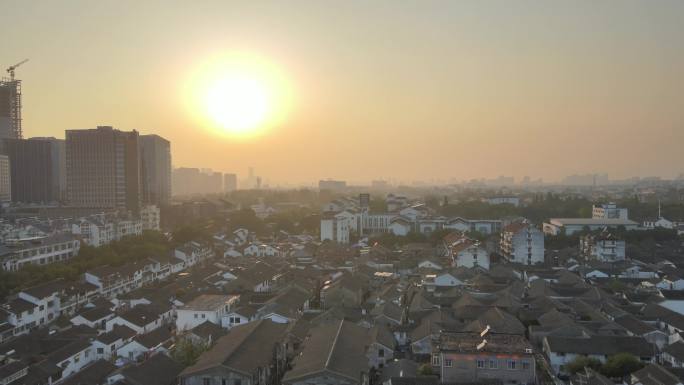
[3,0,684,185]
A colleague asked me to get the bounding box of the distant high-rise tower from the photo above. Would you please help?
[224,173,237,192]
[0,79,22,140]
[66,126,141,213]
[139,134,171,205]
[3,137,65,203]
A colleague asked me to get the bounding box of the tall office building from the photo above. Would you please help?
[139,134,171,205]
[0,155,11,202]
[3,137,64,203]
[224,173,237,192]
[66,126,141,213]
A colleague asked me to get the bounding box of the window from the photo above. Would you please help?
[97,348,104,354]
[432,354,440,366]
[522,361,530,370]
[477,360,485,368]
[444,359,453,367]
[194,314,198,319]
[489,359,498,369]
[378,348,385,357]
[507,360,516,370]
[202,378,211,385]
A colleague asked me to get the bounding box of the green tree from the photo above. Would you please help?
[172,337,209,367]
[418,363,433,376]
[566,356,602,375]
[601,353,644,378]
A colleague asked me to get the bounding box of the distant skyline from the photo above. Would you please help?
[3,0,684,185]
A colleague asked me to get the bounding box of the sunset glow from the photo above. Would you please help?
[187,54,291,138]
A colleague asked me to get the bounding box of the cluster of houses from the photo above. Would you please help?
[3,194,684,385]
[0,206,160,272]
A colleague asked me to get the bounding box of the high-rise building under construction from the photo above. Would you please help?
[1,60,28,141]
[0,79,22,140]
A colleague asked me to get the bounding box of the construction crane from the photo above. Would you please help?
[6,59,28,81]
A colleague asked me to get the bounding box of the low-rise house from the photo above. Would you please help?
[70,306,115,330]
[85,262,150,298]
[186,321,226,346]
[243,243,282,258]
[174,241,214,267]
[92,324,136,360]
[117,327,174,361]
[630,364,683,385]
[0,234,80,271]
[282,319,370,385]
[106,303,173,334]
[107,353,183,385]
[223,305,259,329]
[321,274,369,308]
[224,262,279,293]
[176,294,239,331]
[614,314,668,350]
[663,341,684,368]
[46,338,96,379]
[434,332,536,385]
[367,324,396,369]
[543,335,657,374]
[178,319,289,385]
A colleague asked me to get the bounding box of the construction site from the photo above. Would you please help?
[0,59,28,140]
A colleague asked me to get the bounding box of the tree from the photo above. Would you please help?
[601,353,644,378]
[172,337,209,367]
[566,356,602,375]
[418,363,433,376]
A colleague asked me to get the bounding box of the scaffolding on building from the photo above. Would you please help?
[1,59,29,139]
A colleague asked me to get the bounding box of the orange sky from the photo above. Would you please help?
[3,1,684,186]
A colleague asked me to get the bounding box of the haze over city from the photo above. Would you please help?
[3,0,684,185]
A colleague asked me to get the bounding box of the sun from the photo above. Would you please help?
[204,74,270,134]
[186,53,292,138]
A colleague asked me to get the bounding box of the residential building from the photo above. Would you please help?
[66,126,141,213]
[486,196,520,207]
[500,222,544,265]
[3,137,64,203]
[446,235,490,270]
[592,203,628,220]
[580,231,626,262]
[434,332,536,385]
[543,218,639,235]
[0,234,80,271]
[140,204,160,231]
[176,294,239,331]
[139,134,171,205]
[543,335,657,374]
[107,352,183,385]
[178,320,289,385]
[282,320,370,385]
